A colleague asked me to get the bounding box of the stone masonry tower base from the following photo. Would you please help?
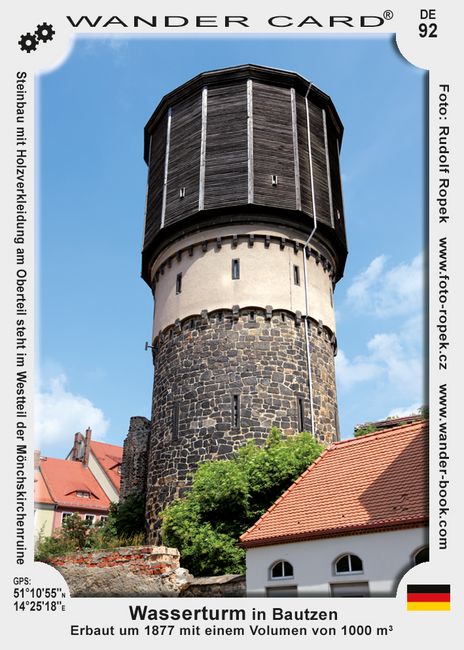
[145,309,338,538]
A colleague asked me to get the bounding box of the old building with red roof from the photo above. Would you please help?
[34,428,123,540]
[66,428,123,502]
[240,419,428,597]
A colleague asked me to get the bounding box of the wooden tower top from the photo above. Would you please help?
[142,64,347,284]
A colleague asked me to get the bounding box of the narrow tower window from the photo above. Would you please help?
[293,265,300,286]
[232,259,240,280]
[172,403,180,441]
[232,395,240,428]
[179,187,186,198]
[297,397,305,432]
[176,273,182,294]
[271,174,278,186]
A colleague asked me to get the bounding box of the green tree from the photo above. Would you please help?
[107,491,146,538]
[354,423,378,437]
[161,428,324,576]
[419,405,429,419]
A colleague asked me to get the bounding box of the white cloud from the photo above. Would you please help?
[35,373,109,446]
[336,316,423,399]
[346,253,424,318]
[367,331,423,396]
[335,349,382,388]
[346,255,386,306]
[387,403,422,418]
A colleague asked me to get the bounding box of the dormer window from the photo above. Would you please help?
[76,490,90,498]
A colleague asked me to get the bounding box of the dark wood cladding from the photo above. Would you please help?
[326,126,346,243]
[144,112,167,249]
[142,65,348,282]
[296,94,313,219]
[204,83,248,209]
[164,90,202,227]
[307,103,331,227]
[253,82,296,210]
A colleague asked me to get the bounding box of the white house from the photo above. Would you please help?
[240,419,428,597]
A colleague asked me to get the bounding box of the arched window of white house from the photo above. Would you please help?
[270,560,294,580]
[335,554,363,575]
[414,546,429,565]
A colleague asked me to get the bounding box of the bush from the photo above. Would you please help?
[161,428,324,576]
[106,491,146,539]
[35,514,93,562]
[354,423,378,437]
[35,507,145,564]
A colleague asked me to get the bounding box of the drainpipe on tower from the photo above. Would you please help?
[303,82,317,438]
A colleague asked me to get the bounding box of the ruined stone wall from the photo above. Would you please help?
[120,416,151,500]
[145,308,338,541]
[50,545,179,576]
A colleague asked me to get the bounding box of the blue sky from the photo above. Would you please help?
[37,35,426,458]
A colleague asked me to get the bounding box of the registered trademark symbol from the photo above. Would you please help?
[383,10,394,20]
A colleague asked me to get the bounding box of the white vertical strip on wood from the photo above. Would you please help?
[291,88,301,211]
[199,86,208,211]
[305,96,318,224]
[247,79,254,204]
[160,107,172,229]
[336,137,346,223]
[322,108,334,227]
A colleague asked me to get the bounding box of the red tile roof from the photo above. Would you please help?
[90,440,123,491]
[240,420,428,548]
[34,468,54,505]
[36,457,111,511]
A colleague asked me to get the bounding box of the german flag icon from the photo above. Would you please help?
[407,585,451,611]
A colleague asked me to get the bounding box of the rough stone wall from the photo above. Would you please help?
[120,416,151,500]
[48,546,245,597]
[50,545,179,576]
[179,575,245,598]
[145,308,338,541]
[55,565,191,598]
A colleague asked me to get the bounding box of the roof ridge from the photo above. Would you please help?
[90,440,123,450]
[335,419,427,448]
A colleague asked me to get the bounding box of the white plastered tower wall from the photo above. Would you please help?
[151,225,336,336]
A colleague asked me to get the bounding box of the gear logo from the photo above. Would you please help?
[35,22,55,43]
[19,22,54,53]
[18,32,38,53]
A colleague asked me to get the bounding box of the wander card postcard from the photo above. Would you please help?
[2,1,462,647]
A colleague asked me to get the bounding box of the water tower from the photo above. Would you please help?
[141,65,348,539]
